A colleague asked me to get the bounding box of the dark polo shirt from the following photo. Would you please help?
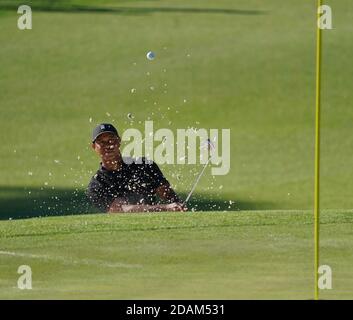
[87,157,169,212]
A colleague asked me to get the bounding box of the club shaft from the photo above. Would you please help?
[185,157,211,203]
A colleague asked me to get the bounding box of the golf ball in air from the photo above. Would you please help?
[146,51,155,60]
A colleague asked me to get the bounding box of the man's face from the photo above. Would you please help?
[92,132,121,161]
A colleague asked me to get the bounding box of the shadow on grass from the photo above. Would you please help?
[0,2,264,16]
[0,186,273,220]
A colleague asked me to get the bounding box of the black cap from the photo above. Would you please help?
[92,123,118,142]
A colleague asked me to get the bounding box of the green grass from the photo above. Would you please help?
[0,0,352,214]
[1,0,353,299]
[0,210,353,299]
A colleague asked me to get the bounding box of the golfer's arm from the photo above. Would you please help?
[108,199,167,213]
[156,184,181,203]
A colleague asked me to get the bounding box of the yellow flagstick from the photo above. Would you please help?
[314,0,322,301]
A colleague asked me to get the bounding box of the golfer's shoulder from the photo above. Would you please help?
[87,173,97,187]
[126,158,166,184]
[123,156,159,170]
[88,170,106,189]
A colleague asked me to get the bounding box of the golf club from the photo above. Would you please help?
[184,139,215,204]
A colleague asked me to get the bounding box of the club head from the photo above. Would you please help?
[201,138,215,153]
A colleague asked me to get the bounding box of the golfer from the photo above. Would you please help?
[87,123,187,213]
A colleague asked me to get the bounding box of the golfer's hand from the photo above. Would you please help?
[165,202,188,212]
